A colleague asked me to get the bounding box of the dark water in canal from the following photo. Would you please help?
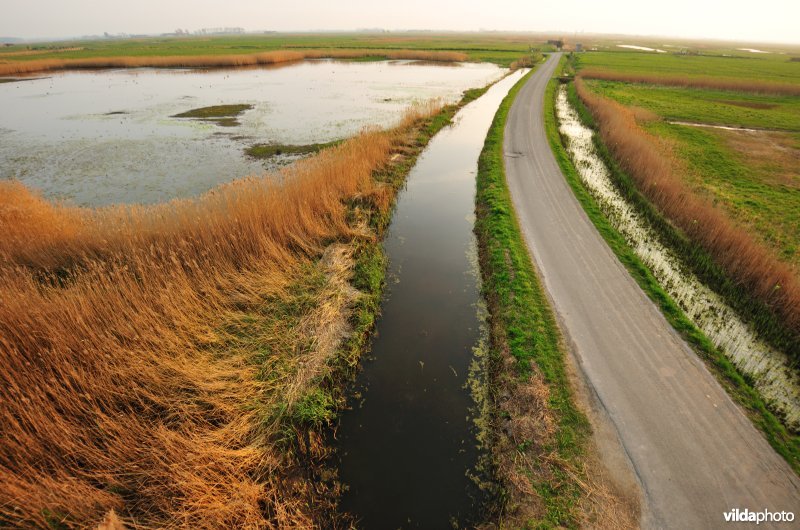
[336,70,526,529]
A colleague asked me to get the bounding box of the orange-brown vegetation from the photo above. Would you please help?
[575,78,800,333]
[0,49,468,76]
[0,103,439,528]
[579,68,800,96]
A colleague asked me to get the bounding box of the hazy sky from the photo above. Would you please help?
[3,0,799,44]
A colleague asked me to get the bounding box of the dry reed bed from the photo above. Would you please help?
[0,104,438,528]
[0,49,468,76]
[574,78,800,334]
[579,69,800,96]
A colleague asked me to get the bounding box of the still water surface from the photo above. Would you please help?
[0,60,503,205]
[336,70,526,529]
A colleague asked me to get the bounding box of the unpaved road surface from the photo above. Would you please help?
[505,53,800,528]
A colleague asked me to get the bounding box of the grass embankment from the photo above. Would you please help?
[476,68,633,528]
[0,86,472,528]
[172,104,253,126]
[545,57,800,471]
[578,69,800,96]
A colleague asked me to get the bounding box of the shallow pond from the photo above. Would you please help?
[556,85,800,429]
[0,60,504,206]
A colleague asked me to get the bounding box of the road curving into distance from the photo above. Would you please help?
[505,53,800,528]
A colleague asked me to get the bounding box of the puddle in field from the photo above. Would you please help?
[556,85,800,428]
[0,60,504,206]
[617,44,667,53]
[335,69,528,529]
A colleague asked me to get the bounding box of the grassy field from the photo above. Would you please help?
[583,80,800,129]
[578,50,800,83]
[581,76,800,268]
[0,32,555,68]
[572,51,800,340]
[547,57,800,475]
[645,121,800,267]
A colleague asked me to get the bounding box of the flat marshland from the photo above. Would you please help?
[571,50,800,343]
[0,100,448,528]
[10,29,800,528]
[0,32,557,70]
[0,60,503,206]
[0,33,555,528]
[555,49,800,463]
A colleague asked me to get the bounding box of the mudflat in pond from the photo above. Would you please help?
[336,70,527,529]
[0,60,503,206]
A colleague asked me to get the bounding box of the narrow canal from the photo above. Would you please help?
[336,70,527,528]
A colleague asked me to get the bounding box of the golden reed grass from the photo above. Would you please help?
[0,49,468,76]
[0,103,439,528]
[575,78,800,332]
[579,68,800,96]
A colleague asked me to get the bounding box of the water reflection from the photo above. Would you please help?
[0,60,504,206]
[336,70,526,529]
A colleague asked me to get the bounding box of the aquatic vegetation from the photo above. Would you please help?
[578,69,800,96]
[172,104,253,126]
[245,140,341,160]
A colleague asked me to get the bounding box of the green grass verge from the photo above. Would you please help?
[545,57,800,473]
[577,51,800,84]
[584,79,800,130]
[475,68,590,528]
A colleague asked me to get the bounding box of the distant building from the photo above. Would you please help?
[575,43,583,52]
[195,27,245,35]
